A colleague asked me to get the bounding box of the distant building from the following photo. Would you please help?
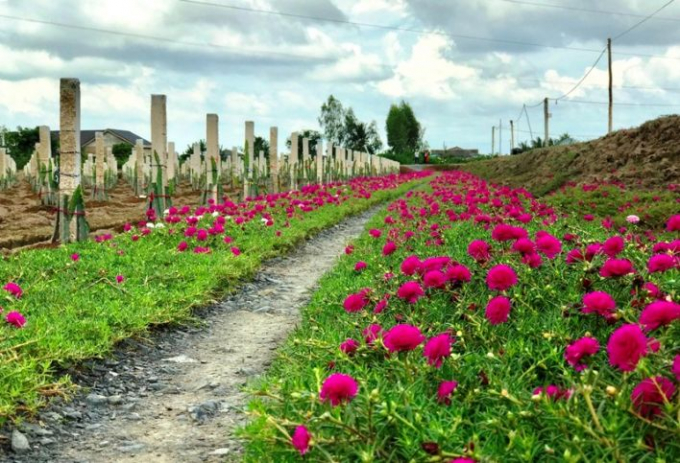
[431,147,479,158]
[50,129,151,155]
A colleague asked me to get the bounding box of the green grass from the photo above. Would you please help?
[241,174,679,462]
[0,177,425,423]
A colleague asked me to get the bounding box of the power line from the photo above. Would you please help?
[613,0,677,41]
[554,47,608,101]
[557,99,680,107]
[499,0,680,23]
[514,78,680,92]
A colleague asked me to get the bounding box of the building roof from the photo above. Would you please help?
[51,129,151,148]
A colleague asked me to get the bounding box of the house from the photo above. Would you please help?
[50,129,151,155]
[430,147,479,159]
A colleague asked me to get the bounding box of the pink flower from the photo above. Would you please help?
[193,246,211,254]
[362,324,382,345]
[491,224,526,242]
[666,214,680,232]
[565,248,585,264]
[512,238,535,255]
[231,247,241,256]
[486,265,518,291]
[291,425,311,455]
[423,270,447,289]
[639,300,680,331]
[468,240,491,263]
[343,290,370,313]
[369,229,382,238]
[672,355,680,382]
[647,254,676,273]
[522,252,542,268]
[533,385,572,401]
[485,296,511,325]
[626,215,640,224]
[600,259,634,278]
[177,241,188,252]
[340,338,360,355]
[354,261,367,272]
[446,264,471,284]
[602,236,625,257]
[437,381,458,405]
[115,275,125,284]
[5,311,26,328]
[536,234,562,259]
[400,255,422,276]
[607,324,648,372]
[319,373,359,406]
[196,229,208,241]
[3,282,22,299]
[423,333,453,368]
[631,376,676,417]
[373,298,389,314]
[564,337,599,371]
[396,281,425,304]
[345,245,354,255]
[383,324,425,353]
[582,291,616,318]
[382,241,397,256]
[71,253,80,262]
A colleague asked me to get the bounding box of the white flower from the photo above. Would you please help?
[212,211,220,217]
[155,223,165,229]
[626,215,640,224]
[146,222,155,229]
[164,209,170,215]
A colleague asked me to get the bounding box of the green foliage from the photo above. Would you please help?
[514,133,576,155]
[4,126,39,169]
[318,95,383,153]
[286,130,322,160]
[181,140,206,162]
[112,143,132,168]
[386,101,423,155]
[254,136,270,159]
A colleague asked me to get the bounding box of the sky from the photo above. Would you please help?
[1,0,680,155]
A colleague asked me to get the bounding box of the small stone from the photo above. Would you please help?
[86,394,109,407]
[118,443,146,453]
[43,412,63,422]
[163,355,197,364]
[39,437,56,446]
[11,429,30,452]
[211,448,230,456]
[107,395,123,405]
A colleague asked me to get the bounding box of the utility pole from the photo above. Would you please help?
[510,120,515,153]
[608,37,613,134]
[491,126,495,155]
[499,119,502,155]
[543,97,550,147]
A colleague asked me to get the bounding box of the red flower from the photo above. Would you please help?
[564,337,599,371]
[468,240,491,263]
[396,281,425,304]
[607,324,648,372]
[423,270,447,289]
[340,338,359,356]
[582,291,616,318]
[437,380,458,405]
[647,254,676,273]
[423,333,453,368]
[177,241,188,252]
[639,300,680,332]
[343,290,370,313]
[319,373,359,406]
[354,261,367,272]
[533,385,572,401]
[600,259,635,278]
[631,376,676,417]
[383,324,425,353]
[485,296,511,325]
[486,265,517,291]
[345,245,354,255]
[369,229,382,238]
[291,425,311,455]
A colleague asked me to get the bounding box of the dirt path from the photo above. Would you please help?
[4,207,378,463]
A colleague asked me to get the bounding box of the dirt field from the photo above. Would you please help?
[0,177,206,252]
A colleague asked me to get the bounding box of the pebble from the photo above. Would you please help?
[11,429,31,452]
[118,443,146,453]
[107,395,123,405]
[163,355,198,363]
[86,394,109,407]
[210,448,231,456]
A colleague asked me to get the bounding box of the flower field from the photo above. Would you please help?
[0,173,427,422]
[242,172,679,461]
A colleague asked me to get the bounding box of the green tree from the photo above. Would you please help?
[344,109,383,154]
[181,140,206,162]
[318,95,346,146]
[4,126,40,170]
[286,130,323,160]
[112,143,132,168]
[254,136,270,159]
[385,101,422,156]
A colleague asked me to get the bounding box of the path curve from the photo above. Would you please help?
[4,207,379,463]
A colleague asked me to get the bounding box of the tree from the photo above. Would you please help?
[385,101,423,155]
[344,110,383,154]
[112,143,132,168]
[181,140,206,162]
[254,136,270,159]
[4,126,39,170]
[318,95,346,146]
[286,130,323,159]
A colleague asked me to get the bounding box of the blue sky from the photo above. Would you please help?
[1,0,680,154]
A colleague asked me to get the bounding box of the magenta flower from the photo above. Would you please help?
[369,229,382,238]
[396,281,425,304]
[533,385,572,401]
[383,324,425,353]
[3,282,22,299]
[177,241,188,252]
[373,298,388,314]
[400,255,421,276]
[423,270,447,289]
[437,380,458,405]
[486,265,517,291]
[319,373,359,406]
[485,296,511,325]
[423,333,453,368]
[582,291,616,318]
[340,338,360,356]
[231,247,241,256]
[631,376,676,417]
[647,254,676,273]
[362,324,382,345]
[345,245,354,255]
[512,238,535,255]
[382,241,397,256]
[639,300,680,332]
[343,290,370,313]
[354,261,367,272]
[115,275,125,284]
[446,264,471,283]
[607,324,648,372]
[71,253,80,262]
[468,240,491,263]
[536,234,562,259]
[666,214,680,232]
[5,311,26,328]
[602,236,625,257]
[291,425,311,455]
[673,355,680,382]
[600,259,634,278]
[564,337,599,371]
